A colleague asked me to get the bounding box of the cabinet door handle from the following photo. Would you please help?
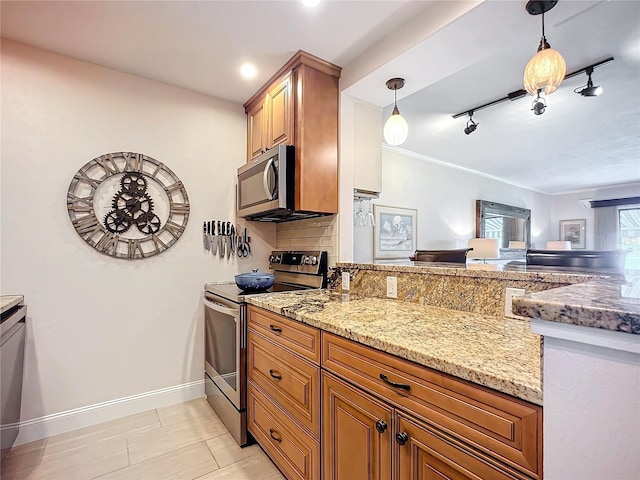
[269,369,282,380]
[379,373,411,391]
[269,428,282,442]
[269,324,282,333]
[396,432,409,446]
[375,420,388,433]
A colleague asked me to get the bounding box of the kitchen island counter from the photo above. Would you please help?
[246,290,542,405]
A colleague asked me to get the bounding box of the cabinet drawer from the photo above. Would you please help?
[248,329,320,437]
[248,306,320,363]
[322,333,542,479]
[248,381,320,480]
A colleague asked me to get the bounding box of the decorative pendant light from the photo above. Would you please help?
[523,0,566,96]
[383,78,408,145]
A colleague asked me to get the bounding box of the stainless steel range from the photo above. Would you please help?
[203,250,327,446]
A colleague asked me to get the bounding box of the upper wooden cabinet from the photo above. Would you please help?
[244,51,341,215]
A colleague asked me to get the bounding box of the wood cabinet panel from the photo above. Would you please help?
[322,372,393,480]
[248,305,320,363]
[247,99,266,160]
[322,333,541,478]
[268,73,292,148]
[396,412,521,480]
[248,329,320,437]
[248,381,320,480]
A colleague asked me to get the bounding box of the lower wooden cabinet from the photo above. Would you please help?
[322,372,392,480]
[248,381,320,480]
[396,412,523,480]
[247,307,542,480]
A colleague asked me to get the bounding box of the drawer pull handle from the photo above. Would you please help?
[379,373,411,391]
[396,432,409,446]
[375,420,388,433]
[269,369,282,380]
[269,428,282,442]
[269,324,282,333]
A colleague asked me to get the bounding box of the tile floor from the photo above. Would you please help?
[0,398,286,480]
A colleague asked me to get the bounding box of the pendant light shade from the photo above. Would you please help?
[523,47,566,95]
[383,78,408,145]
[523,0,566,96]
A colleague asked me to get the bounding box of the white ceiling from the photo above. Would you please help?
[2,0,639,195]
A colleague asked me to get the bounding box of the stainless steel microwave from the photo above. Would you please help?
[237,145,295,221]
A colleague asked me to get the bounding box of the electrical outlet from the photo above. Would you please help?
[386,276,398,298]
[505,287,526,318]
[341,272,350,291]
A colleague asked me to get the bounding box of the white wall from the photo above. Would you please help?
[0,41,275,435]
[353,148,552,262]
[550,182,640,249]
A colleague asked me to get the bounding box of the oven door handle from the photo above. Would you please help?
[203,297,239,318]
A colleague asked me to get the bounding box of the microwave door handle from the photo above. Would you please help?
[262,158,276,200]
[203,297,239,318]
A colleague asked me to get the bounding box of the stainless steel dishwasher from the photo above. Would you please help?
[1,296,26,464]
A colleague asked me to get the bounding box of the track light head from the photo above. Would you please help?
[575,67,603,97]
[531,92,547,115]
[464,112,478,135]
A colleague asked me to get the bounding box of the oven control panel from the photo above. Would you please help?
[269,250,326,274]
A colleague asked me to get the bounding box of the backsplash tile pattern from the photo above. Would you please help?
[275,215,338,266]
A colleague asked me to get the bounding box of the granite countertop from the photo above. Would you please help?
[513,275,640,334]
[246,290,543,405]
[1,295,24,316]
[337,260,617,284]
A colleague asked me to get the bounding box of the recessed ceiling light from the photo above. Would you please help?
[301,0,321,8]
[240,63,257,80]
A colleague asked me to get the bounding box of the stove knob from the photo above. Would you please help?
[302,255,310,265]
[310,256,318,265]
[269,255,275,263]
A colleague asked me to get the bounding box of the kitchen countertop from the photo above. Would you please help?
[513,275,640,334]
[1,295,24,316]
[246,290,542,405]
[337,260,618,284]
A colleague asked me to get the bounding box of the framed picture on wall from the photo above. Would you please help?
[559,219,586,249]
[373,205,417,259]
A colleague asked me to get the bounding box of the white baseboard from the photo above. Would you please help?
[14,379,205,446]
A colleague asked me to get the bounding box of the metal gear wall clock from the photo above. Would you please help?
[67,152,190,259]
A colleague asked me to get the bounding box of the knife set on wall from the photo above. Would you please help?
[203,221,251,258]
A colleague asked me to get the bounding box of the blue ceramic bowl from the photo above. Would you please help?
[235,269,275,292]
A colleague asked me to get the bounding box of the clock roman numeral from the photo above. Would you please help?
[123,152,143,172]
[95,153,121,176]
[164,181,184,194]
[67,193,94,213]
[151,234,169,255]
[95,231,119,255]
[163,220,185,240]
[169,202,189,215]
[73,169,102,189]
[127,239,145,259]
[72,215,103,239]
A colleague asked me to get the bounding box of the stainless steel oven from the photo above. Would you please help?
[203,250,327,446]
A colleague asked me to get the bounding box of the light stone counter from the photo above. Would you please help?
[513,275,640,334]
[246,290,542,405]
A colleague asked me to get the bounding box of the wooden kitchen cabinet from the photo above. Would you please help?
[322,332,542,480]
[246,73,292,159]
[247,305,321,480]
[244,51,341,214]
[322,372,392,480]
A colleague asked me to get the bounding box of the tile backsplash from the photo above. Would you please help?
[275,215,338,266]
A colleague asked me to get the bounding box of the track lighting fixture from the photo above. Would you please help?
[531,91,546,115]
[383,78,408,146]
[464,112,478,135]
[523,1,566,96]
[574,66,602,97]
